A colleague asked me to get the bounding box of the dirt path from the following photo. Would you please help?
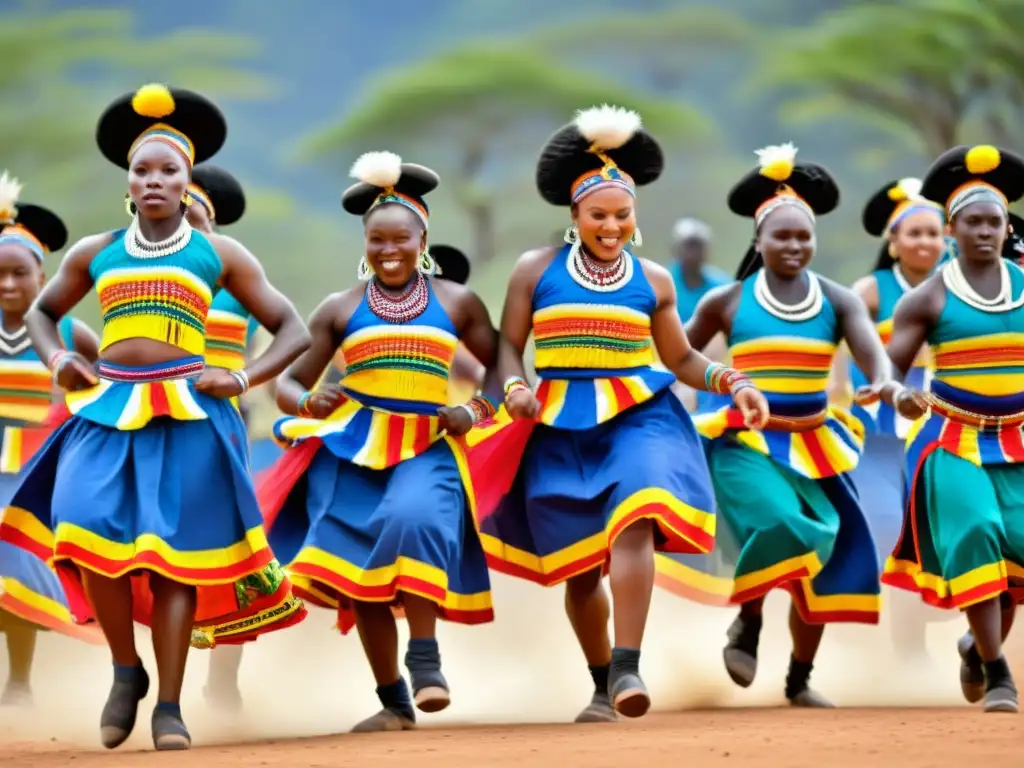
[3,708,1020,768]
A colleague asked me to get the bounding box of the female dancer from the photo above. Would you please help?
[179,163,260,710]
[844,179,946,659]
[470,105,768,722]
[883,144,1024,713]
[258,152,499,732]
[654,144,895,706]
[0,176,104,705]
[0,84,310,749]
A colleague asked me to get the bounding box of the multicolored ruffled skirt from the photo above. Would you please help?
[0,357,305,648]
[468,383,716,585]
[257,399,493,633]
[656,406,880,624]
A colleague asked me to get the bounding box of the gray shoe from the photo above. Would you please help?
[350,708,416,733]
[788,688,836,708]
[609,672,650,718]
[574,691,618,723]
[151,707,191,751]
[957,633,985,704]
[723,614,760,688]
[984,682,1019,713]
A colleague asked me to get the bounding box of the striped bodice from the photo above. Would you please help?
[339,283,457,416]
[0,315,76,471]
[929,263,1024,416]
[694,271,863,480]
[850,268,931,437]
[904,261,1024,471]
[204,289,259,372]
[528,245,674,429]
[272,279,461,470]
[90,229,221,357]
[729,273,839,419]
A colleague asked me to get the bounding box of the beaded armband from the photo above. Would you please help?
[297,391,313,418]
[458,393,499,426]
[704,363,755,395]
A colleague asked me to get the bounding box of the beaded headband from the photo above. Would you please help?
[570,152,636,205]
[128,124,195,168]
[886,199,945,233]
[0,224,46,261]
[754,187,815,230]
[187,183,216,221]
[947,180,1008,219]
[369,189,429,228]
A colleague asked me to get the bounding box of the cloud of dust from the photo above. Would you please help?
[0,580,976,750]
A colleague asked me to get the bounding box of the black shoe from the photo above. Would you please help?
[957,633,985,704]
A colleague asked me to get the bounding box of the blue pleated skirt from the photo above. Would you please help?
[264,437,493,633]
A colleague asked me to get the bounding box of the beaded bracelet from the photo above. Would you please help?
[503,376,530,406]
[48,349,71,371]
[704,363,754,395]
[229,370,250,395]
[297,391,313,418]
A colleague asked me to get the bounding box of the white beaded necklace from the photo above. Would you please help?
[942,258,1024,313]
[892,263,911,293]
[124,214,192,259]
[754,267,823,322]
[566,242,633,293]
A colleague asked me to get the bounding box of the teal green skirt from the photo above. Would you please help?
[656,439,880,623]
[884,449,1024,608]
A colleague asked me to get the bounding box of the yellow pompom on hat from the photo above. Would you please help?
[921,144,1024,215]
[131,84,176,119]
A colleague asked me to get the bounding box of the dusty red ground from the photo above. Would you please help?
[3,708,1021,768]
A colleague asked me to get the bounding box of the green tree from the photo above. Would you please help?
[520,6,755,95]
[752,0,1024,160]
[298,46,707,266]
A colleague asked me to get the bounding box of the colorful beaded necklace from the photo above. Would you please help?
[366,271,429,323]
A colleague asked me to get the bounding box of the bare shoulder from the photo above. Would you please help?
[698,280,743,314]
[64,231,116,267]
[430,277,476,306]
[204,231,247,259]
[818,275,863,311]
[850,273,878,301]
[636,257,672,289]
[896,269,947,318]
[510,245,560,282]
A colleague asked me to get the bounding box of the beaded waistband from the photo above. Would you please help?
[97,356,205,383]
[763,410,827,432]
[927,394,1024,429]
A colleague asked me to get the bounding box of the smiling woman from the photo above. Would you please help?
[0,84,311,752]
[256,151,501,733]
[465,105,767,723]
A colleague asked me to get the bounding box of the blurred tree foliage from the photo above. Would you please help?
[298,47,707,268]
[0,6,323,325]
[754,0,1024,158]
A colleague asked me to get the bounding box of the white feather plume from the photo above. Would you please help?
[349,151,403,188]
[898,177,923,198]
[754,142,798,170]
[574,105,642,151]
[0,171,22,221]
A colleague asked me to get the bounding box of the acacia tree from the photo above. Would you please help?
[298,46,707,265]
[520,6,755,95]
[752,0,1024,159]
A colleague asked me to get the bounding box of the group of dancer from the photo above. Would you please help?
[0,83,1021,753]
